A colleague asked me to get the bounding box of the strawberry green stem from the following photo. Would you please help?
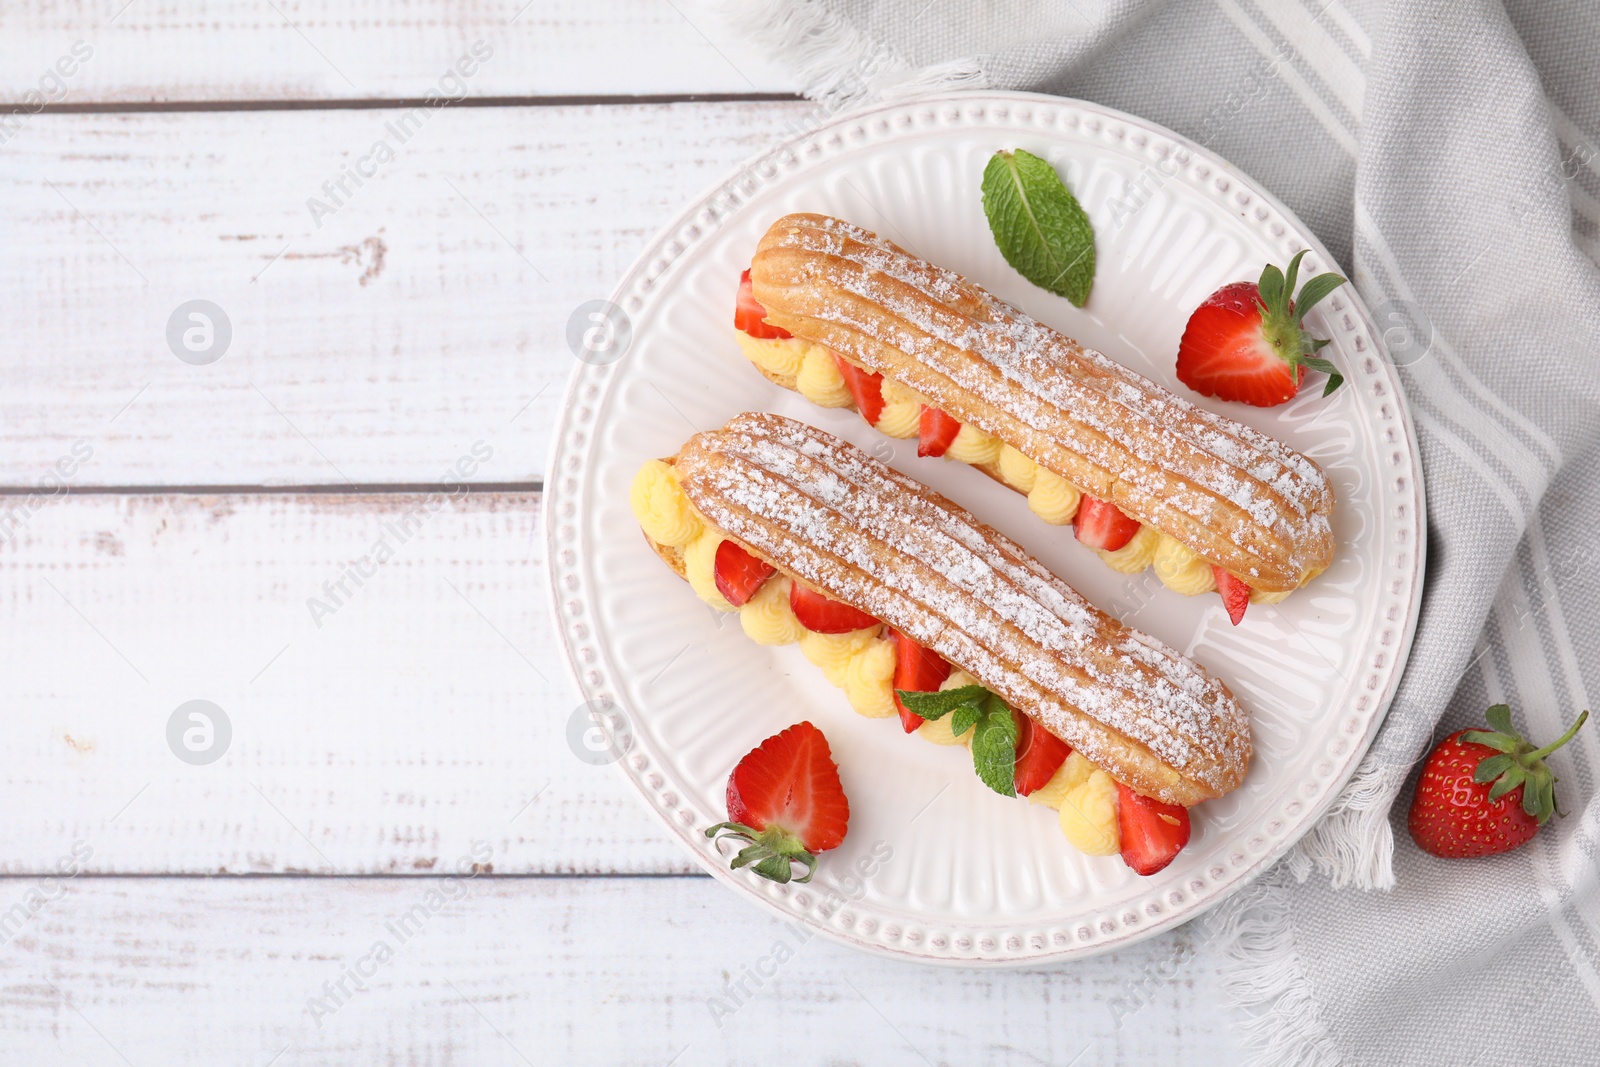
[1526,709,1588,761]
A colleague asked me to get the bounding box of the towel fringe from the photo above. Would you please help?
[1285,758,1405,890]
[715,0,990,108]
[1205,879,1343,1066]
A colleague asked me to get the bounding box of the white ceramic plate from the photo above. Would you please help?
[546,92,1425,966]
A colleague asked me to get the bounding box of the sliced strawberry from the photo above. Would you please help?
[713,539,775,607]
[832,353,886,426]
[1013,712,1071,796]
[1073,495,1141,551]
[710,721,850,884]
[918,405,961,457]
[890,629,951,733]
[1213,566,1249,626]
[789,582,877,634]
[1174,253,1347,407]
[1116,782,1191,876]
[735,267,792,340]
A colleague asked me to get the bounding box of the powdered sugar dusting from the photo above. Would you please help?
[751,214,1335,588]
[675,412,1251,803]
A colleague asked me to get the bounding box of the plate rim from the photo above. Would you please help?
[544,89,1428,968]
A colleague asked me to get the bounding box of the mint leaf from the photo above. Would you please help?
[981,149,1096,306]
[894,685,989,722]
[969,696,1019,797]
[950,702,982,739]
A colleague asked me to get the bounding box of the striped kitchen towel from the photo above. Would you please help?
[722,0,1600,1062]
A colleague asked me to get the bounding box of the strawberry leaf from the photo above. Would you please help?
[1300,355,1345,396]
[1472,753,1515,783]
[1487,764,1525,803]
[1460,729,1519,753]
[1292,271,1348,321]
[1257,263,1285,313]
[1485,704,1516,735]
[981,149,1096,306]
[1281,251,1306,310]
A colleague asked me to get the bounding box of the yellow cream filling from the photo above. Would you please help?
[945,424,1002,467]
[629,459,703,549]
[1027,752,1121,855]
[842,639,898,718]
[1057,766,1121,856]
[682,528,737,612]
[800,626,882,686]
[1152,534,1217,596]
[997,444,1039,492]
[734,332,809,379]
[1097,524,1163,574]
[796,346,853,408]
[739,576,806,645]
[874,400,922,439]
[1027,750,1096,810]
[1027,468,1082,526]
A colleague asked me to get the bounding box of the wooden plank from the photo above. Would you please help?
[0,489,699,875]
[0,876,1244,1065]
[0,0,796,104]
[0,100,810,488]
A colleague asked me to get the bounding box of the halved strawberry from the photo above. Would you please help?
[1013,712,1071,796]
[918,406,961,457]
[1074,495,1140,551]
[789,582,877,634]
[735,268,792,340]
[713,539,775,607]
[833,353,886,426]
[1175,252,1346,407]
[708,721,850,884]
[891,629,951,733]
[1213,566,1249,626]
[1116,782,1190,876]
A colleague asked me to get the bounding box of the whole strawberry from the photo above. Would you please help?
[1175,251,1347,406]
[1408,705,1588,858]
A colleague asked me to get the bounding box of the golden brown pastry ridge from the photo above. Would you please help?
[748,212,1334,593]
[657,412,1251,807]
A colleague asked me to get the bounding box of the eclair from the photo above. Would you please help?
[630,412,1251,874]
[732,213,1335,624]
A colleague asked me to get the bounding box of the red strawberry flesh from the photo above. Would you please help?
[832,353,886,426]
[1212,566,1250,626]
[724,721,849,853]
[713,539,776,607]
[789,581,878,634]
[735,268,792,340]
[1116,782,1191,876]
[1073,495,1141,551]
[1175,282,1304,407]
[1013,712,1071,796]
[891,629,952,733]
[917,406,961,458]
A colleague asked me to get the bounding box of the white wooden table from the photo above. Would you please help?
[1,4,1248,1062]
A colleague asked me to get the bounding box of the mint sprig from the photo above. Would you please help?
[896,685,1020,797]
[981,149,1096,307]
